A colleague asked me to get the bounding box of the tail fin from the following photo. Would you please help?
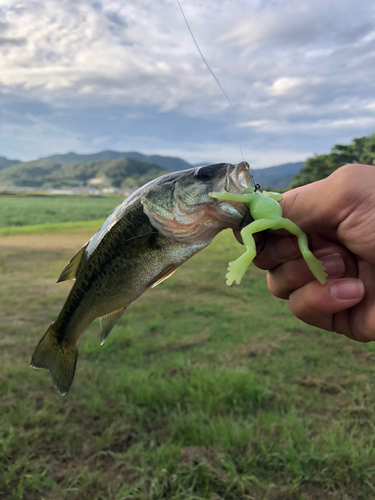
[30,323,78,396]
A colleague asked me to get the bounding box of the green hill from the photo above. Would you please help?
[43,150,193,171]
[0,157,170,189]
[0,156,20,170]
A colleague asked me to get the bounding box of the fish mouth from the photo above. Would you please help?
[201,160,252,231]
[226,161,251,193]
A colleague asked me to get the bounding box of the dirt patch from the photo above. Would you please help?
[297,376,342,395]
[299,482,334,500]
[239,341,278,357]
[106,431,138,453]
[0,231,92,251]
[343,345,372,363]
[297,373,369,395]
[165,329,211,353]
[243,482,332,500]
[0,393,18,407]
[180,446,228,483]
[225,341,278,362]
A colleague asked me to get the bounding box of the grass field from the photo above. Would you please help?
[1,203,375,499]
[0,193,123,228]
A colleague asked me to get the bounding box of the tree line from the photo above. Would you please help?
[290,133,375,188]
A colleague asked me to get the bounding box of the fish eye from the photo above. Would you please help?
[194,166,215,181]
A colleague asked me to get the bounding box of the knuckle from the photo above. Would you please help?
[330,164,370,192]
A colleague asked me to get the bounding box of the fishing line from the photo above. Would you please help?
[176,0,259,188]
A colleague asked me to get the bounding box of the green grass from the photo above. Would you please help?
[0,219,105,236]
[0,193,122,228]
[1,227,375,499]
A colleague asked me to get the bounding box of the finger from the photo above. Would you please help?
[254,234,300,271]
[268,253,344,299]
[255,232,355,273]
[288,278,365,338]
[232,229,265,250]
[333,310,369,343]
[267,245,359,300]
[336,260,375,342]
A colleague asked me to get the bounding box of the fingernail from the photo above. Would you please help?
[329,279,364,300]
[319,253,345,278]
[269,237,297,261]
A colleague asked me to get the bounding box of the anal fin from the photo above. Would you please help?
[57,243,88,283]
[99,308,126,345]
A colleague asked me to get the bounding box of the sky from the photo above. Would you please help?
[0,0,374,168]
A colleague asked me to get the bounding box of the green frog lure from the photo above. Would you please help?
[209,186,327,286]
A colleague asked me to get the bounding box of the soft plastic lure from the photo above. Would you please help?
[209,187,327,286]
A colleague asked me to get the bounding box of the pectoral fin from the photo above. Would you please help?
[99,308,126,345]
[150,265,177,288]
[57,243,88,283]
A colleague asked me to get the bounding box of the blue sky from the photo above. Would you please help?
[0,0,374,167]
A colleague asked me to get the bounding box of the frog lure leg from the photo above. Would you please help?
[209,187,327,286]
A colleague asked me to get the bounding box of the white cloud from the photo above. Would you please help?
[266,77,306,96]
[315,117,375,129]
[0,0,374,162]
[240,116,375,135]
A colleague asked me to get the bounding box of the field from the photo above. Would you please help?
[1,195,375,500]
[0,193,123,229]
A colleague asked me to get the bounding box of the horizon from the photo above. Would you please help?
[0,148,305,170]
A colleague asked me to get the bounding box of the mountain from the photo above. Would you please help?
[43,150,193,171]
[252,162,304,190]
[0,157,170,190]
[0,148,305,191]
[0,156,20,170]
[117,152,193,171]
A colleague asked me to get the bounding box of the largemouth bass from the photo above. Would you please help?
[31,161,251,395]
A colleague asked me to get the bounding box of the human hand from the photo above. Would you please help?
[253,164,375,343]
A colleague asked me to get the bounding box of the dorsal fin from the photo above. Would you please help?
[57,243,88,283]
[150,265,177,288]
[99,308,126,345]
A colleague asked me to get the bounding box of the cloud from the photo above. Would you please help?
[0,37,26,46]
[0,0,374,164]
[266,77,307,96]
[1,0,374,113]
[241,116,375,133]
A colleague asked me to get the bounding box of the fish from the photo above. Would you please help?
[30,161,251,395]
